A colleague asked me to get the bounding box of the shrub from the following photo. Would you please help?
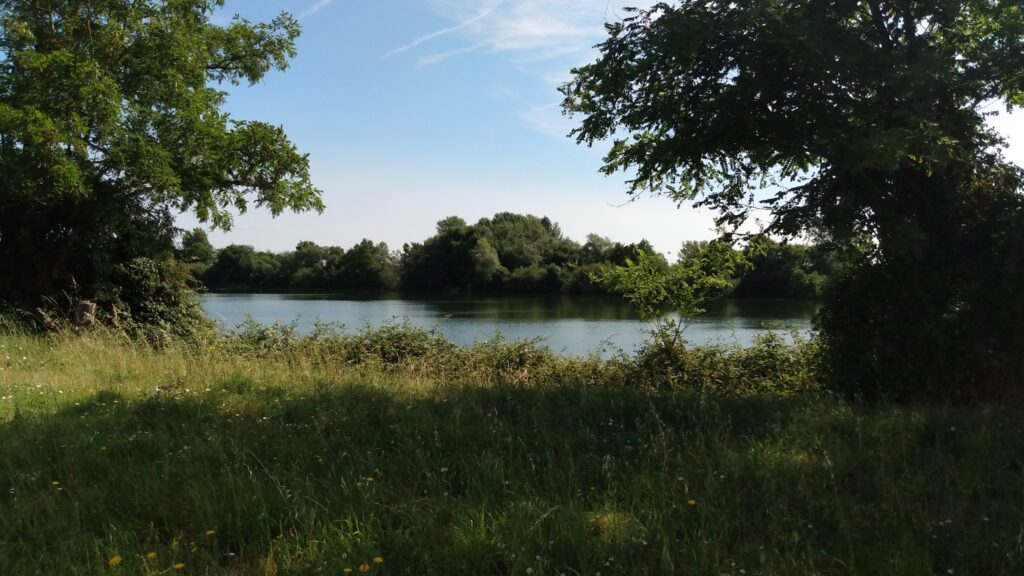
[104,257,212,344]
[629,325,820,396]
[214,320,821,397]
[346,321,454,365]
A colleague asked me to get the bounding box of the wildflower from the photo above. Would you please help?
[343,568,353,574]
[51,481,60,486]
[108,555,123,567]
[366,477,374,483]
[174,562,185,570]
[100,446,108,451]
[205,530,216,536]
[373,556,383,564]
[688,499,698,506]
[145,551,157,560]
[359,561,371,572]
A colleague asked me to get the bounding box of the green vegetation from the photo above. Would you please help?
[600,241,741,322]
[179,214,834,299]
[0,0,321,317]
[2,0,1023,568]
[184,212,665,295]
[2,325,1023,574]
[562,0,1024,402]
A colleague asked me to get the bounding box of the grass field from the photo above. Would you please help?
[0,325,1021,575]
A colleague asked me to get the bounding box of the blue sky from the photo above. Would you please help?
[178,0,1024,257]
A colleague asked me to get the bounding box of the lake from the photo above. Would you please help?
[200,293,819,357]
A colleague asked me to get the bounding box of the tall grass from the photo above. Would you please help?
[0,323,1021,575]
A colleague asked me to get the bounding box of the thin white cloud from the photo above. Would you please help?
[393,0,659,136]
[395,0,657,64]
[417,40,494,66]
[385,3,502,57]
[299,0,334,19]
[519,103,574,139]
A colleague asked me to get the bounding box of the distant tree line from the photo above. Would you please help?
[176,212,834,298]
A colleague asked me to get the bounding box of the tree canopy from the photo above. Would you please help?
[563,1,1024,236]
[562,1,1024,402]
[0,0,322,306]
[185,213,742,296]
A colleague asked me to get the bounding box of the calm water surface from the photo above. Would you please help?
[200,293,818,357]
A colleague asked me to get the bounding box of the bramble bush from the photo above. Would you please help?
[217,320,819,397]
[104,257,213,346]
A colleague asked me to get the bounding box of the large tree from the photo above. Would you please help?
[0,0,322,305]
[177,228,216,265]
[563,1,1024,401]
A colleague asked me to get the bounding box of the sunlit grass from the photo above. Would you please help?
[0,327,1021,575]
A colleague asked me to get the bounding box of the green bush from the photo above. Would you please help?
[104,257,212,345]
[346,321,455,365]
[628,326,820,396]
[215,320,821,397]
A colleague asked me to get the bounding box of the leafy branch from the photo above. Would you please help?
[595,241,743,346]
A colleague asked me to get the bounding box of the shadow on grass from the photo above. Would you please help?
[0,381,1022,575]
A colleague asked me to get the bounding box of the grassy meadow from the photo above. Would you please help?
[0,323,1021,575]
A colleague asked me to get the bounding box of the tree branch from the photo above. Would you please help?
[868,1,896,50]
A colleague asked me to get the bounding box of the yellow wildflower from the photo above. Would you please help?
[205,529,216,536]
[359,561,370,572]
[687,499,697,506]
[51,481,60,486]
[145,551,157,560]
[108,555,123,567]
[174,562,185,570]
[366,477,374,483]
[100,446,108,452]
[373,556,383,565]
[343,568,353,574]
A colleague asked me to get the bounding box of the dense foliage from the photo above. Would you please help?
[732,238,837,300]
[0,1,321,319]
[562,0,1024,403]
[197,240,398,293]
[187,213,663,294]
[183,213,832,298]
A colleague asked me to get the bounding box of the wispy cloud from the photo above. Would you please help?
[398,0,656,65]
[385,3,502,58]
[393,0,658,136]
[416,40,494,66]
[299,0,334,19]
[519,103,575,139]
